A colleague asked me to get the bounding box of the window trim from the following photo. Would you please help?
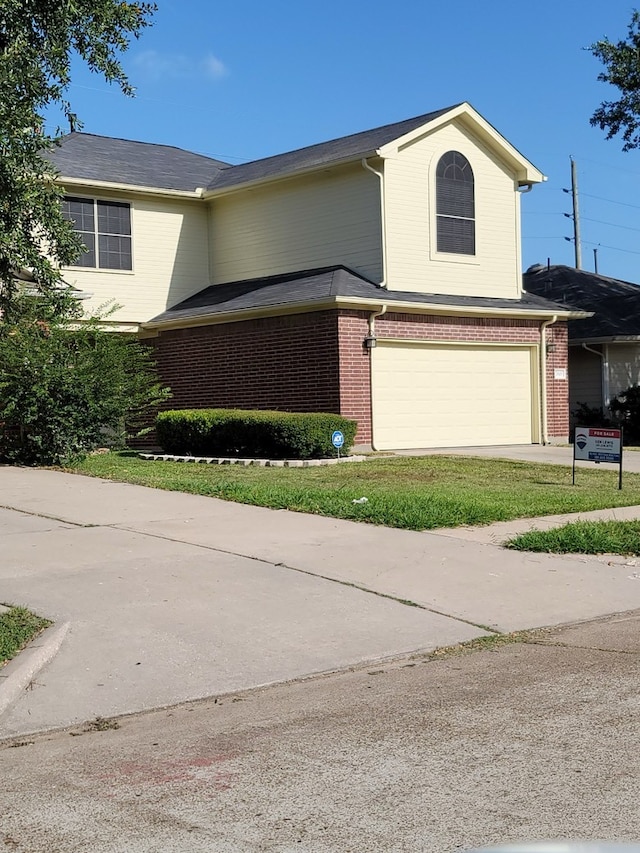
[62,195,135,273]
[429,149,479,265]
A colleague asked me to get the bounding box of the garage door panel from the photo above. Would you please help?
[373,343,535,449]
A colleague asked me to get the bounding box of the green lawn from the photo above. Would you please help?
[69,452,640,532]
[507,520,640,555]
[0,606,51,667]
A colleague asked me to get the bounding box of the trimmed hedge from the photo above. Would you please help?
[155,409,358,459]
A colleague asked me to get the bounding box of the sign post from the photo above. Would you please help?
[573,426,623,489]
[331,429,345,461]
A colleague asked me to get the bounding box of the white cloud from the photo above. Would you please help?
[132,50,228,82]
[201,53,228,80]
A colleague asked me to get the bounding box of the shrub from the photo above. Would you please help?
[570,402,613,441]
[609,384,640,444]
[156,409,358,459]
[0,297,170,465]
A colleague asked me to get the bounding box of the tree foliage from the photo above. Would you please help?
[0,294,169,464]
[0,0,156,317]
[589,10,640,150]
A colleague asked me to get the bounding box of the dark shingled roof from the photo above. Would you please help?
[46,106,463,194]
[147,265,574,326]
[47,132,229,192]
[207,105,460,191]
[524,264,640,341]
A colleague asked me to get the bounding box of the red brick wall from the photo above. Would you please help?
[337,312,371,443]
[545,322,569,439]
[151,312,341,414]
[149,309,570,449]
[336,310,570,444]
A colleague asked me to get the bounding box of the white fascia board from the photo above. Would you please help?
[571,335,640,345]
[377,102,546,185]
[201,155,376,200]
[141,295,586,334]
[56,176,204,201]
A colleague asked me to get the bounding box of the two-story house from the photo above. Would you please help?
[48,102,583,449]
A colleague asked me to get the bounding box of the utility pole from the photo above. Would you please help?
[593,247,599,274]
[570,156,582,269]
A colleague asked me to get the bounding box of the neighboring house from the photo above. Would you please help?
[524,263,640,419]
[48,102,584,450]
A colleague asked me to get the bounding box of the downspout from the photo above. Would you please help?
[539,315,558,445]
[361,158,387,289]
[367,304,387,451]
[582,343,608,409]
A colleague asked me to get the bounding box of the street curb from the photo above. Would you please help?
[0,621,70,720]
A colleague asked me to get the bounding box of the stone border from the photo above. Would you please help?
[139,453,367,468]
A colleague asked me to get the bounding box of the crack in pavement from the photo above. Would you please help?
[109,522,499,634]
[1,503,498,633]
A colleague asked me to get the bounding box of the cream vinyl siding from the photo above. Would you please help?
[62,193,209,325]
[208,164,382,285]
[383,121,522,299]
[372,341,537,449]
[569,346,603,413]
[608,344,640,399]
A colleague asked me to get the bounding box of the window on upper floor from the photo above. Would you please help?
[435,151,475,255]
[62,197,132,270]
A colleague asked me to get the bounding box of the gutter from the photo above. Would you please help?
[141,295,584,334]
[202,153,379,199]
[361,158,387,288]
[539,314,558,445]
[366,305,388,451]
[582,343,609,408]
[56,176,204,200]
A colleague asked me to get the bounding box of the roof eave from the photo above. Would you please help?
[202,153,379,198]
[56,175,205,200]
[570,334,640,345]
[141,295,584,334]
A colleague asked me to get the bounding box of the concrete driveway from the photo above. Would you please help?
[401,442,640,471]
[3,463,640,738]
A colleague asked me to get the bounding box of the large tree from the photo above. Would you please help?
[589,10,640,151]
[0,0,156,319]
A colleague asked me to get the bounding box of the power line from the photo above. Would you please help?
[576,156,640,178]
[581,216,640,233]
[581,240,640,257]
[576,191,640,211]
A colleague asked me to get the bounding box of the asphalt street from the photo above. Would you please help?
[2,612,640,853]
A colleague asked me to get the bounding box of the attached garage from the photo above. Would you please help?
[371,340,539,450]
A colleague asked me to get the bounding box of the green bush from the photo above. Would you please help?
[156,409,358,459]
[609,384,640,444]
[0,296,170,465]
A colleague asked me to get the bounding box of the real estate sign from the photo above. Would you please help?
[573,426,623,489]
[574,427,622,463]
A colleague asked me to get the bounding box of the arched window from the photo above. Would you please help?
[435,151,475,255]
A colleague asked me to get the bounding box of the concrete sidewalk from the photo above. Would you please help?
[3,465,640,738]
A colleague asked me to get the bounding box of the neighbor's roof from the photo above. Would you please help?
[524,264,640,342]
[145,265,580,329]
[47,132,230,192]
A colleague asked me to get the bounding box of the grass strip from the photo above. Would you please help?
[507,519,640,555]
[68,452,640,531]
[0,606,52,667]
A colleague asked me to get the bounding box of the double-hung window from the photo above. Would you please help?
[435,151,475,255]
[62,197,132,270]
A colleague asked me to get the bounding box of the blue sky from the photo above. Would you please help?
[47,0,640,283]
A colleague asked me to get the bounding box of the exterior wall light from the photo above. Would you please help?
[363,335,377,350]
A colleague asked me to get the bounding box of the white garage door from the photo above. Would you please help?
[372,342,536,450]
